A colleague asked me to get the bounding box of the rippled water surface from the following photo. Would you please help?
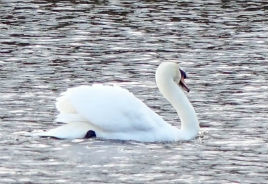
[1,0,268,183]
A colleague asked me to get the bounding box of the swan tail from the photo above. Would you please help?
[37,122,94,139]
[55,113,87,124]
[56,94,77,114]
[55,92,87,124]
[36,89,95,139]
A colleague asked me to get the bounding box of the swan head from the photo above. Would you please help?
[156,62,190,92]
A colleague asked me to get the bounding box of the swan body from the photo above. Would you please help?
[40,62,199,142]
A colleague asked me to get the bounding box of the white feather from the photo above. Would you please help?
[38,62,199,142]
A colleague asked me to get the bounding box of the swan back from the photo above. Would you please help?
[54,84,178,141]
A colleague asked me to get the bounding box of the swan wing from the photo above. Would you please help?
[56,85,164,133]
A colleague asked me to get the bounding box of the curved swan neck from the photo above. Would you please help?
[156,64,199,138]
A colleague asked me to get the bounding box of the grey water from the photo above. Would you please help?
[0,0,268,183]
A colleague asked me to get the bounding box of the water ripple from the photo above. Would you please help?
[0,0,267,183]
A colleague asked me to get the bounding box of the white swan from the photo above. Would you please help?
[40,62,199,142]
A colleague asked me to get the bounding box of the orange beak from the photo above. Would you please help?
[179,69,190,92]
[179,77,190,93]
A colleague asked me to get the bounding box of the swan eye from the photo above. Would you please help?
[179,69,187,79]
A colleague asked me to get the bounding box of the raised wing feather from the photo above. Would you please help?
[56,85,164,132]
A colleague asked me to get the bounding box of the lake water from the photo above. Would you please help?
[0,0,267,183]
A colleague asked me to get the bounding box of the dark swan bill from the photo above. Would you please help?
[179,69,190,93]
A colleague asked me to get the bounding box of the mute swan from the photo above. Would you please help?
[40,62,199,142]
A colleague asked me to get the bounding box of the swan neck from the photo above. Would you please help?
[156,73,199,138]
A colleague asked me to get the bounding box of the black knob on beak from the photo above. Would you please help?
[179,69,187,79]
